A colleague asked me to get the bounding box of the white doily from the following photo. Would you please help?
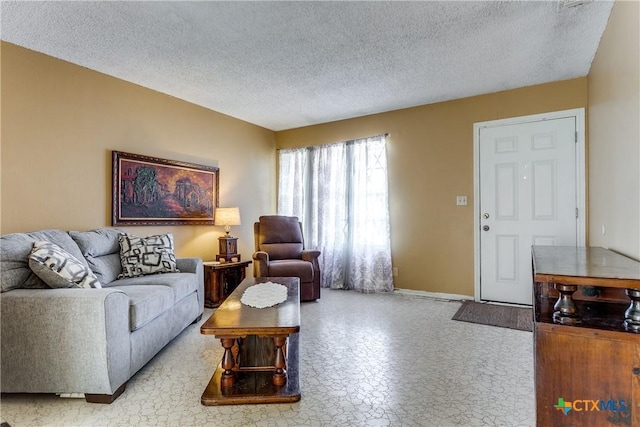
[240,282,288,308]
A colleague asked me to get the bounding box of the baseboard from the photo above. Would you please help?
[394,288,474,301]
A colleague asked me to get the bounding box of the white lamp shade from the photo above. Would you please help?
[215,207,241,226]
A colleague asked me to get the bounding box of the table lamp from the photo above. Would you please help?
[215,207,241,262]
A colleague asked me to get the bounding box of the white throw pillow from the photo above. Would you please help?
[118,233,179,279]
[29,241,102,289]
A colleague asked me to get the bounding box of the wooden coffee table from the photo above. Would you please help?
[200,277,301,405]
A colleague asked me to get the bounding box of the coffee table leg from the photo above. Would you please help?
[220,338,236,387]
[272,336,287,386]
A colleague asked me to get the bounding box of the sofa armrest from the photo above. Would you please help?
[176,257,204,314]
[301,250,321,262]
[0,288,131,395]
[252,251,270,277]
[176,257,201,274]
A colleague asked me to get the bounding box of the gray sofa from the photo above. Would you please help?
[0,228,204,403]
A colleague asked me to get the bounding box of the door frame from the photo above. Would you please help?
[473,108,586,303]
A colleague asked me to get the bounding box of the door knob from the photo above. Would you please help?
[482,225,490,231]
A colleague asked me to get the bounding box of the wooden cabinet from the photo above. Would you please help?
[532,246,640,427]
[203,261,251,308]
[535,323,639,426]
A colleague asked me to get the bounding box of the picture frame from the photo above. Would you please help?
[112,151,219,226]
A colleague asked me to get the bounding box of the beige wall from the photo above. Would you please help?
[588,0,640,260]
[8,13,635,297]
[0,42,277,262]
[276,79,588,296]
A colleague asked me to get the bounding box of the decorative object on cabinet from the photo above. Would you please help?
[215,207,241,262]
[112,151,219,226]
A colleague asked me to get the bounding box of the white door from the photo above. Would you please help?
[478,117,579,305]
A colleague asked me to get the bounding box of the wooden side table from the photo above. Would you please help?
[203,260,252,308]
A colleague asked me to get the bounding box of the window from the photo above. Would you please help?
[278,135,393,292]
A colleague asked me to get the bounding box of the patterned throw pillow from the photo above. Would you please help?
[29,241,102,289]
[118,233,179,279]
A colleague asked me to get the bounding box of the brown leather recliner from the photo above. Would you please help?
[252,215,321,301]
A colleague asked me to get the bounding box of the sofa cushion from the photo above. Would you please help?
[1,229,87,292]
[28,241,102,289]
[107,272,198,303]
[69,228,123,284]
[107,284,175,331]
[268,259,314,282]
[118,233,179,279]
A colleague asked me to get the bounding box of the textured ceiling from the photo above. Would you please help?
[1,1,614,131]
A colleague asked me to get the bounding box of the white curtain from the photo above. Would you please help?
[278,135,393,293]
[277,147,307,221]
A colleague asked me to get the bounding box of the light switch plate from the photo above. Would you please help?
[456,196,468,206]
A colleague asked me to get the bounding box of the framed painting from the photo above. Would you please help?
[112,151,219,225]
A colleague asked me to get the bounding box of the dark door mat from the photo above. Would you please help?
[452,300,532,332]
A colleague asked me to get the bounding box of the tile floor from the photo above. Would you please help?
[0,290,535,427]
